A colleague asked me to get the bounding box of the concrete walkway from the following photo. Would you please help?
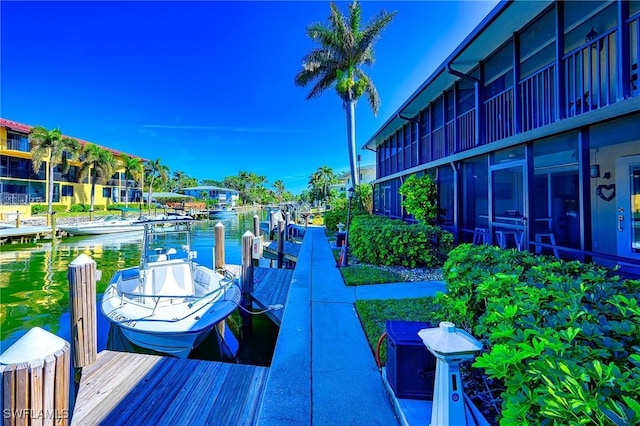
[257,227,445,425]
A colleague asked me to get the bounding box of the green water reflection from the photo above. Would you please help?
[0,211,277,365]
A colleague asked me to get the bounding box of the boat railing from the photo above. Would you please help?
[109,268,238,318]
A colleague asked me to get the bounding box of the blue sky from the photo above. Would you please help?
[1,0,498,194]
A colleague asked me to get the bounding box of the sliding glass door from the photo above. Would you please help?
[616,155,640,260]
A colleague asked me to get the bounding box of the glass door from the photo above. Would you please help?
[616,156,640,259]
[489,162,527,250]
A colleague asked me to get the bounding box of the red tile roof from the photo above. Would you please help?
[1,117,147,161]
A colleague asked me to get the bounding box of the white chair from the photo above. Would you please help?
[472,227,489,245]
[534,218,559,258]
[535,232,559,258]
[495,229,522,250]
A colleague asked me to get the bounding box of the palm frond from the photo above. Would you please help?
[356,69,380,115]
[356,10,397,61]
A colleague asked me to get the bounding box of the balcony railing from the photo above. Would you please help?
[457,109,476,151]
[520,63,555,132]
[563,29,616,118]
[4,138,31,152]
[420,134,432,164]
[483,87,514,144]
[432,127,445,160]
[0,166,45,180]
[0,193,30,205]
[446,120,455,155]
[628,13,640,96]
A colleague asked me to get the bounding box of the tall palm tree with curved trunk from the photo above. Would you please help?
[144,159,169,212]
[29,126,81,218]
[121,155,143,208]
[78,144,116,220]
[295,0,396,187]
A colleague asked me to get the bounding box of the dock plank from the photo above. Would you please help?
[252,267,293,325]
[71,351,268,426]
[264,241,301,262]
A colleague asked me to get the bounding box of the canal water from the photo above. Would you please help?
[0,211,278,366]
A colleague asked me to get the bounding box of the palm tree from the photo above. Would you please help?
[29,126,81,217]
[78,144,116,219]
[308,170,323,204]
[308,166,335,205]
[121,155,143,208]
[318,165,335,204]
[295,0,396,187]
[273,179,286,203]
[144,158,169,212]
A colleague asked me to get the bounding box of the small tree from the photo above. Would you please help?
[399,175,437,224]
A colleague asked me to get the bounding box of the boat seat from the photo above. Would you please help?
[145,263,194,298]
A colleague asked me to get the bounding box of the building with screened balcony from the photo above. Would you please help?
[364,0,640,273]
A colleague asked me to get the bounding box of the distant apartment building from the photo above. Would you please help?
[365,0,640,272]
[181,186,239,207]
[0,118,145,217]
[331,164,377,195]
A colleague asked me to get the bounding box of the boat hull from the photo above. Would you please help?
[59,225,144,235]
[120,328,211,358]
[102,281,241,358]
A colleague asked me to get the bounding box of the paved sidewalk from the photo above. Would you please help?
[257,227,444,425]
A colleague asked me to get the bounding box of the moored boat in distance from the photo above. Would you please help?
[100,218,241,357]
[58,215,144,236]
[208,206,237,218]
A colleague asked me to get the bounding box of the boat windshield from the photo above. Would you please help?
[140,220,195,268]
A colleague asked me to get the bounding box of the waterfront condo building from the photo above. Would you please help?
[0,118,145,218]
[365,0,640,273]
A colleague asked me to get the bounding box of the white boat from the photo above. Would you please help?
[100,218,241,358]
[209,207,236,218]
[59,215,144,236]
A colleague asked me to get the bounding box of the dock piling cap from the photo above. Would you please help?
[0,327,67,365]
[417,321,482,357]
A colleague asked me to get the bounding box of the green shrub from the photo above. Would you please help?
[31,204,47,214]
[69,204,88,212]
[398,174,437,224]
[349,215,453,268]
[68,204,106,212]
[31,204,68,214]
[439,244,640,425]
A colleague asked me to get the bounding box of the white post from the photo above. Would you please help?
[418,322,482,426]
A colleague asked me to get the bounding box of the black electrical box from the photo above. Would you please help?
[386,320,436,400]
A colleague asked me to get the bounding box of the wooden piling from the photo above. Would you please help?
[214,221,225,270]
[269,211,275,240]
[253,215,261,268]
[0,328,70,426]
[240,231,255,337]
[285,212,291,242]
[277,219,285,269]
[253,215,260,238]
[67,254,97,369]
[15,212,20,229]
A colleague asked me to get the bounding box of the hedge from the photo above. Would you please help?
[438,244,640,425]
[348,215,453,268]
[31,204,68,214]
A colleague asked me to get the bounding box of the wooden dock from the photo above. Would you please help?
[0,225,53,244]
[251,267,293,326]
[72,350,268,425]
[263,241,301,262]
